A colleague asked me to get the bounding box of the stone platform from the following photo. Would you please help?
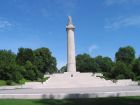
[0,72,137,90]
[0,72,139,99]
[21,72,138,89]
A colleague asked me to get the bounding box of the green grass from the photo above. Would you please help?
[0,80,6,86]
[0,97,140,105]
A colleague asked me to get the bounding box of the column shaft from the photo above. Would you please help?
[67,28,76,72]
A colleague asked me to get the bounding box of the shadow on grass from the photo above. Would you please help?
[36,97,140,105]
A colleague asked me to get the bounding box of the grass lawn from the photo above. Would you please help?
[0,96,140,105]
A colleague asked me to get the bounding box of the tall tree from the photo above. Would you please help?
[76,54,100,72]
[16,48,35,65]
[133,57,140,77]
[110,61,134,79]
[34,47,57,74]
[24,61,42,81]
[0,50,23,83]
[94,56,114,72]
[115,46,135,64]
[0,50,16,66]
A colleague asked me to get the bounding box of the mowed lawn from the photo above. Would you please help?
[0,97,140,105]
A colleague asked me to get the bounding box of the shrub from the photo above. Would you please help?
[116,74,125,79]
[19,78,26,85]
[6,80,13,85]
[136,76,140,80]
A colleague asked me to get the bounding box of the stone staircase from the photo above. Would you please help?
[43,72,138,88]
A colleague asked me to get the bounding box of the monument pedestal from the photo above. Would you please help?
[43,72,137,88]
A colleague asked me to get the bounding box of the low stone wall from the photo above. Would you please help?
[0,90,140,99]
[0,85,21,90]
[116,79,138,86]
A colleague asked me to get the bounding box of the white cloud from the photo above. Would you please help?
[88,44,99,54]
[104,16,140,30]
[105,0,140,6]
[0,20,12,30]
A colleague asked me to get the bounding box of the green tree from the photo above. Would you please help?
[110,61,134,79]
[24,61,43,81]
[76,54,100,72]
[34,47,57,74]
[0,50,22,82]
[0,50,16,67]
[133,57,140,79]
[16,48,35,65]
[115,46,135,64]
[94,56,114,72]
[7,64,23,83]
[60,65,67,73]
[0,63,23,83]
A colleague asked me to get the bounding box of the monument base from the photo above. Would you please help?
[41,72,138,88]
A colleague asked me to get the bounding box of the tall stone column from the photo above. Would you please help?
[66,16,76,72]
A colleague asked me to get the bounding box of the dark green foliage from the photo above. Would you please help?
[16,48,35,65]
[76,54,100,72]
[136,76,140,80]
[110,61,134,79]
[0,45,140,84]
[0,50,16,66]
[76,46,138,80]
[115,46,135,64]
[34,48,57,74]
[0,47,57,85]
[133,58,140,80]
[24,61,43,81]
[76,54,113,73]
[94,56,114,72]
[133,58,140,75]
[6,80,12,85]
[0,50,23,83]
[0,63,23,83]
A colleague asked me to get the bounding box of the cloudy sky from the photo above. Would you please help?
[0,0,140,68]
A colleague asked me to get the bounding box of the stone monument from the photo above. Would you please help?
[0,16,139,100]
[23,16,137,89]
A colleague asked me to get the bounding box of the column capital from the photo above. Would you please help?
[66,16,75,29]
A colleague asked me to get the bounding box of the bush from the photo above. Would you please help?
[19,78,26,85]
[116,74,125,79]
[6,80,13,85]
[136,76,140,80]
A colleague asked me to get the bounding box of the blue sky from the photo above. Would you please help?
[0,0,140,69]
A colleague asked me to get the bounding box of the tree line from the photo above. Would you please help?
[60,46,140,80]
[0,45,140,85]
[0,47,57,85]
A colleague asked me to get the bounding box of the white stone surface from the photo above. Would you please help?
[66,16,76,72]
[42,72,138,88]
[1,86,140,99]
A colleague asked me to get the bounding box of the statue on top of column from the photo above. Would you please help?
[68,16,73,25]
